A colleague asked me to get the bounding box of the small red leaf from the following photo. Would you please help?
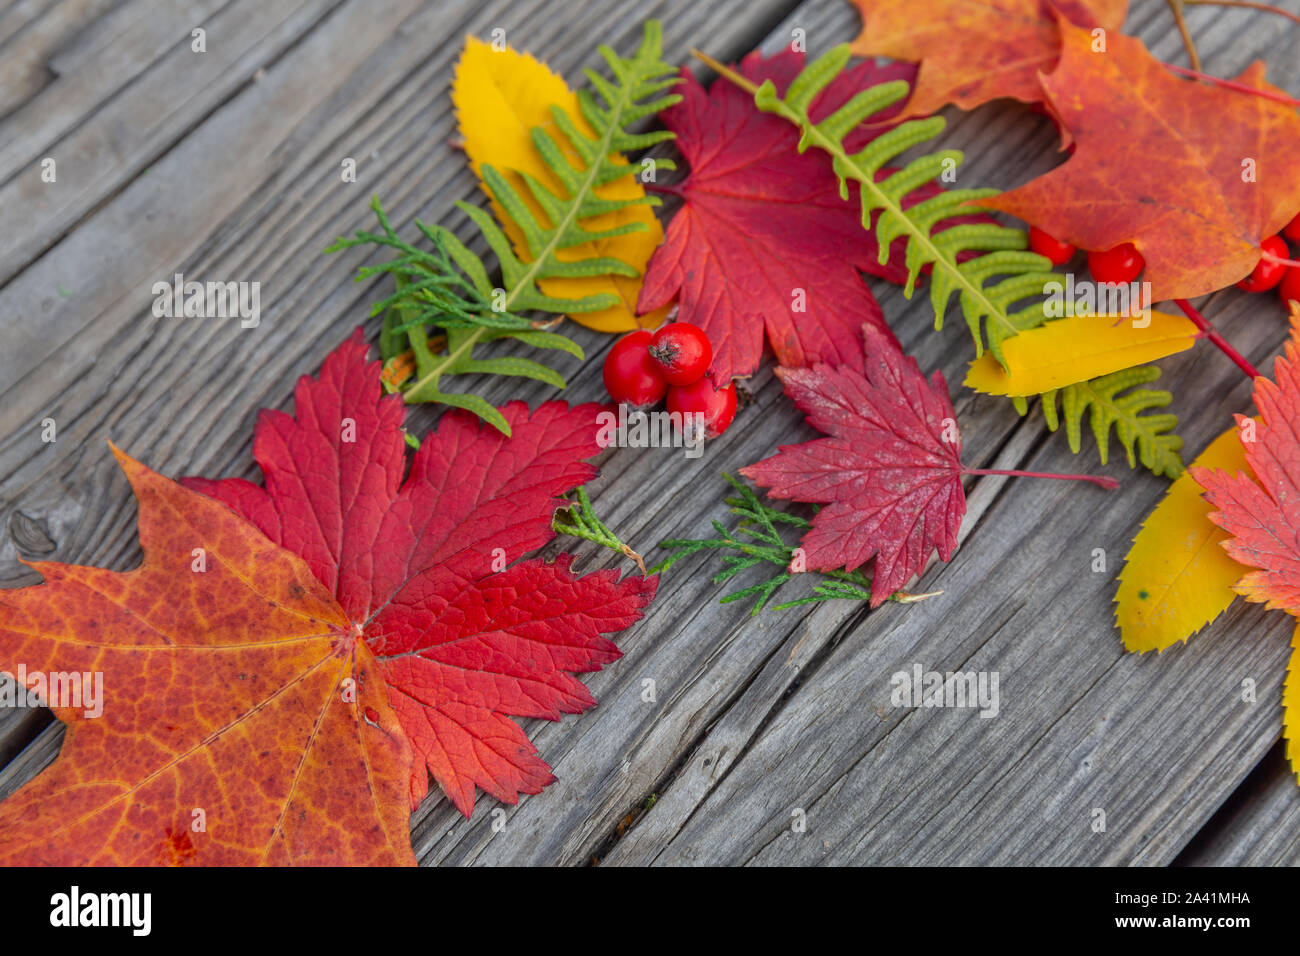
[740,325,965,605]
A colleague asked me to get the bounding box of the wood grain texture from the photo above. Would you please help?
[0,0,116,121]
[1178,742,1300,865]
[3,0,1300,866]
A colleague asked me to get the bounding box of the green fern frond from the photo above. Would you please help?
[1029,366,1183,479]
[697,46,1059,368]
[326,21,680,433]
[700,46,1186,480]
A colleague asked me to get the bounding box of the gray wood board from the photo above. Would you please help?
[2,0,1299,865]
[1177,742,1300,865]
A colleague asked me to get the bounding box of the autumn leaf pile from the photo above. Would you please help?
[0,335,654,864]
[10,1,1300,867]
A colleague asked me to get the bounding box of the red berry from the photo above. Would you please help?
[667,377,737,440]
[1028,226,1076,266]
[603,330,667,407]
[1238,235,1290,292]
[648,322,713,386]
[1284,211,1300,242]
[1087,243,1145,284]
[1279,265,1300,309]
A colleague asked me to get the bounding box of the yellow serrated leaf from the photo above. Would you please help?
[964,311,1198,397]
[1288,623,1300,782]
[451,37,668,333]
[1114,424,1250,653]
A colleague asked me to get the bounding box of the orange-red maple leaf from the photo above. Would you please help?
[1195,314,1300,613]
[847,0,1127,117]
[978,18,1300,301]
[0,447,415,865]
[184,332,656,817]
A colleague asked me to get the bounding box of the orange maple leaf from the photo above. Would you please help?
[978,18,1300,301]
[847,0,1126,117]
[0,446,415,866]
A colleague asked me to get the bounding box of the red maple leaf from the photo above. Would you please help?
[1195,315,1300,614]
[740,325,965,605]
[638,51,977,384]
[185,331,656,816]
[741,325,1115,605]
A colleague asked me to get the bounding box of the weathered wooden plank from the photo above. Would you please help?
[0,0,117,120]
[0,721,60,801]
[0,0,64,52]
[2,0,1300,868]
[0,674,49,769]
[0,0,226,182]
[0,0,429,441]
[0,0,348,286]
[1178,745,1300,865]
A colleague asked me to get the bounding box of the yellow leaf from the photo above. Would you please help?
[1115,425,1249,653]
[964,311,1198,397]
[451,37,668,333]
[1288,623,1300,782]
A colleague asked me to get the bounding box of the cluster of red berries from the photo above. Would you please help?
[1237,214,1300,306]
[1029,211,1300,305]
[1027,226,1148,284]
[602,322,737,439]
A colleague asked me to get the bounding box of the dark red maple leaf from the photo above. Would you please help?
[638,50,992,384]
[740,324,1116,605]
[185,331,656,816]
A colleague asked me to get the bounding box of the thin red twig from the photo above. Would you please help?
[1175,298,1261,379]
[961,467,1119,490]
[1185,0,1300,28]
[1163,62,1300,107]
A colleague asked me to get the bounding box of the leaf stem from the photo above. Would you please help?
[961,467,1119,490]
[1174,297,1260,379]
[1165,0,1203,72]
[1184,0,1300,27]
[1262,250,1300,268]
[1162,62,1300,107]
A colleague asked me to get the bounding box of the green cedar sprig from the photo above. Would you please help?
[553,486,648,574]
[653,474,938,615]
